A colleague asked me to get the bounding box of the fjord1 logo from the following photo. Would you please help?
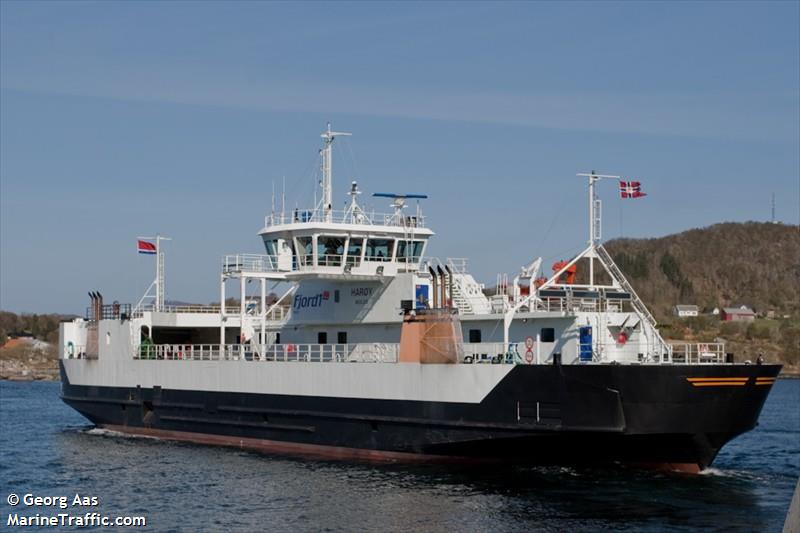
[293,291,331,310]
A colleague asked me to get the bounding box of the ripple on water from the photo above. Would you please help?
[0,380,797,533]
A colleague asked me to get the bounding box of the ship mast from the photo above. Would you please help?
[134,233,171,313]
[320,123,351,222]
[577,171,618,287]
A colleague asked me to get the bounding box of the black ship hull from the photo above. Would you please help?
[60,362,781,472]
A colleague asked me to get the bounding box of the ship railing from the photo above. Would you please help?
[530,297,630,314]
[222,254,280,274]
[86,303,132,321]
[458,341,726,365]
[133,343,400,363]
[296,254,346,270]
[668,342,726,364]
[584,341,725,364]
[446,258,469,274]
[131,305,287,320]
[264,209,426,229]
[133,304,219,316]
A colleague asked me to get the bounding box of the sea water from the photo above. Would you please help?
[1,380,798,532]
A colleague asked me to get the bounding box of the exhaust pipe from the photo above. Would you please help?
[428,266,438,308]
[88,292,96,320]
[444,265,454,310]
[88,291,104,320]
[436,265,446,309]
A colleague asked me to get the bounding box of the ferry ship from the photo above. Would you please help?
[59,125,780,473]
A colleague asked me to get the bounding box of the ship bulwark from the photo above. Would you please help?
[60,361,780,472]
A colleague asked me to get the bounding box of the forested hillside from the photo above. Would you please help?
[603,222,799,370]
[604,222,799,319]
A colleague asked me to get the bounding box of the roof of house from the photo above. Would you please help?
[722,306,755,314]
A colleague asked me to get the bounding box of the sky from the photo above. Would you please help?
[1,1,798,315]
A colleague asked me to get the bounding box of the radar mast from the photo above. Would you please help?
[319,123,351,222]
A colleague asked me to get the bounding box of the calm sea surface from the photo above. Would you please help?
[1,380,798,532]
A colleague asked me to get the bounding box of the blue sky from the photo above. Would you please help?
[1,1,798,314]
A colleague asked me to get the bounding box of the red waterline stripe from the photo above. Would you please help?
[100,425,493,465]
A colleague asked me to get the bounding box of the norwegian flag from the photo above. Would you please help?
[137,239,157,255]
[620,180,647,199]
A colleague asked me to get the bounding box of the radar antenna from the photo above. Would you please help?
[372,193,428,225]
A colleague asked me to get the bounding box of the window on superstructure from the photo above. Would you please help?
[264,239,279,270]
[318,332,327,344]
[264,239,278,257]
[365,239,394,261]
[317,236,345,267]
[346,238,364,267]
[468,329,482,343]
[541,328,555,343]
[295,236,313,267]
[289,241,297,271]
[337,331,347,344]
[397,240,425,263]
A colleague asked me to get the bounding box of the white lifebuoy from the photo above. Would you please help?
[66,341,75,358]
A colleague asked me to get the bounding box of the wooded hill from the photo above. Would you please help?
[604,222,799,320]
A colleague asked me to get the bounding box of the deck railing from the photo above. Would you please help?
[128,341,727,365]
[530,297,630,314]
[667,342,726,364]
[131,304,288,321]
[86,303,132,321]
[264,209,426,229]
[133,343,399,363]
[222,254,279,274]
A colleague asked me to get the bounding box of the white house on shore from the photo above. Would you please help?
[673,304,699,318]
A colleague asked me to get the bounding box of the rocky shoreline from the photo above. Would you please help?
[0,356,60,381]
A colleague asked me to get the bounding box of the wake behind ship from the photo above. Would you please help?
[60,125,780,473]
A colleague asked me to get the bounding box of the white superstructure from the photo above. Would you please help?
[61,126,726,380]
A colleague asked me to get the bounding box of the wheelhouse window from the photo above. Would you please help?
[295,236,313,267]
[264,239,278,256]
[397,240,425,263]
[346,238,364,267]
[317,236,345,267]
[365,239,394,261]
[263,239,279,269]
